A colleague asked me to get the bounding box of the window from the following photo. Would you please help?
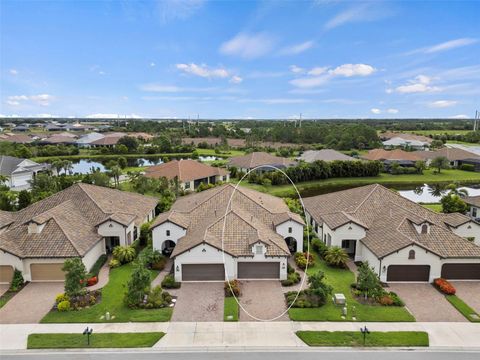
[327,234,332,247]
[341,240,349,249]
[185,182,190,189]
[408,249,415,259]
[166,230,170,236]
[255,245,263,255]
[288,227,292,234]
[421,224,428,234]
[473,208,477,218]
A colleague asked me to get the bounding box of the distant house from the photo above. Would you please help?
[228,152,296,173]
[0,133,34,144]
[90,133,126,147]
[298,149,356,163]
[0,156,49,190]
[75,132,105,147]
[465,196,480,221]
[417,147,480,168]
[12,125,29,132]
[380,132,432,144]
[145,159,229,191]
[382,137,430,150]
[39,133,77,145]
[362,149,422,168]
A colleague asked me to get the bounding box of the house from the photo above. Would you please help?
[417,147,480,168]
[228,152,297,173]
[380,132,432,145]
[75,132,105,147]
[298,149,357,163]
[39,133,77,145]
[144,159,229,191]
[0,133,34,144]
[151,184,304,281]
[304,184,480,282]
[0,183,157,283]
[382,137,430,150]
[0,156,50,190]
[465,196,480,221]
[90,133,126,147]
[362,149,422,168]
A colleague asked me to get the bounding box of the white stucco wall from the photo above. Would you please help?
[23,258,66,282]
[97,220,132,246]
[11,172,33,188]
[0,250,24,283]
[356,242,381,273]
[275,220,304,253]
[152,222,187,251]
[82,240,106,272]
[451,221,480,245]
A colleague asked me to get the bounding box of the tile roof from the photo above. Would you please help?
[465,196,480,208]
[304,184,480,259]
[362,149,423,161]
[298,149,357,162]
[228,152,297,170]
[0,183,158,258]
[416,147,480,161]
[145,159,228,183]
[380,132,433,144]
[0,134,34,144]
[151,184,304,258]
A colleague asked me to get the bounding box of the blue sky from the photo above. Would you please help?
[1,0,479,119]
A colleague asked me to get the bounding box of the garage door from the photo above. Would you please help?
[387,265,430,282]
[238,262,280,279]
[182,264,225,281]
[441,264,480,280]
[30,264,65,281]
[0,265,14,284]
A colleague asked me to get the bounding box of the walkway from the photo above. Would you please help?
[151,258,173,287]
[88,260,110,291]
[1,321,480,350]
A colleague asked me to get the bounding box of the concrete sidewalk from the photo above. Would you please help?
[1,322,480,351]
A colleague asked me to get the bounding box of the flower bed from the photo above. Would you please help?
[294,252,315,270]
[434,278,456,295]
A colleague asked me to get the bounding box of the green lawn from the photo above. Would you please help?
[421,203,442,212]
[41,263,172,323]
[27,332,164,349]
[446,295,480,322]
[196,148,246,158]
[224,297,239,321]
[0,291,16,309]
[288,254,414,322]
[404,129,471,136]
[240,169,480,197]
[296,331,429,347]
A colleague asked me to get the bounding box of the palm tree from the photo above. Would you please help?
[110,165,122,188]
[447,183,469,198]
[63,160,74,175]
[51,160,64,175]
[324,246,349,268]
[428,183,448,198]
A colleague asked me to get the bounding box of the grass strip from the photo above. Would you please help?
[296,331,429,347]
[446,295,480,322]
[224,296,239,321]
[27,332,164,349]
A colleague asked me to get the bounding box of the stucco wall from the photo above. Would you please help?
[98,220,128,246]
[82,240,106,272]
[0,250,24,282]
[152,222,187,251]
[451,221,480,245]
[275,220,304,253]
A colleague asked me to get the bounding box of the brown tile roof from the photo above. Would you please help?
[304,184,480,259]
[362,149,422,161]
[228,152,297,170]
[151,184,304,258]
[145,159,227,183]
[0,183,158,259]
[465,196,480,208]
[0,134,34,144]
[91,133,125,145]
[298,149,356,162]
[416,147,480,161]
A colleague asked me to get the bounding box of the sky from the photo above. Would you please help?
[1,0,479,119]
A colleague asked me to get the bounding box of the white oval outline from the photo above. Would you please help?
[221,164,311,322]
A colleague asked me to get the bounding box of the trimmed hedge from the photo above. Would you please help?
[88,254,108,278]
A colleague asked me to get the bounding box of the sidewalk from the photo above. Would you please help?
[1,321,479,351]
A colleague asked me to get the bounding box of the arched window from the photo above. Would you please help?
[421,224,428,234]
[408,249,415,259]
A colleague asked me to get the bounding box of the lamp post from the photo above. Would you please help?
[83,327,93,346]
[360,326,370,346]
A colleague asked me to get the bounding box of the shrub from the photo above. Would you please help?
[161,274,181,289]
[287,263,295,274]
[57,300,71,312]
[63,258,87,297]
[9,268,24,292]
[88,254,107,278]
[131,239,141,254]
[152,256,168,271]
[388,291,404,306]
[434,278,456,295]
[113,245,136,264]
[144,285,172,308]
[86,276,98,286]
[324,246,349,268]
[311,238,327,258]
[55,293,69,304]
[459,164,475,172]
[224,280,241,297]
[109,259,120,268]
[281,271,301,286]
[378,295,394,306]
[124,263,151,308]
[138,247,164,267]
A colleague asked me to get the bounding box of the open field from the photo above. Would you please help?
[403,130,471,136]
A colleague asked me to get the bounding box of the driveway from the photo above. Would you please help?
[388,283,465,322]
[0,282,63,324]
[239,281,288,321]
[451,281,480,314]
[0,284,9,297]
[171,282,224,322]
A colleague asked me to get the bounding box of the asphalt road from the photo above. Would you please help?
[2,351,480,360]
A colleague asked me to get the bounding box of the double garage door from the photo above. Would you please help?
[181,262,281,281]
[441,264,480,280]
[30,264,65,281]
[387,265,430,282]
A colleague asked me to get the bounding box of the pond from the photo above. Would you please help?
[398,184,480,203]
[60,156,218,174]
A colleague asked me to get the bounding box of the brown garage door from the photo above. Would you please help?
[182,264,225,281]
[441,264,480,280]
[30,263,65,281]
[0,265,14,284]
[238,262,280,279]
[387,265,430,282]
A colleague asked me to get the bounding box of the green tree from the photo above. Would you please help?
[109,165,122,188]
[441,194,468,213]
[414,160,426,174]
[324,246,349,267]
[112,245,136,264]
[118,156,128,169]
[430,156,450,174]
[117,136,139,153]
[17,190,32,210]
[124,263,151,307]
[62,258,87,297]
[356,262,381,299]
[307,271,332,305]
[446,183,468,198]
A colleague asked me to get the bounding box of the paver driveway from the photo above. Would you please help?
[451,281,480,314]
[171,282,224,322]
[239,281,288,321]
[0,282,63,324]
[0,284,9,297]
[388,283,465,322]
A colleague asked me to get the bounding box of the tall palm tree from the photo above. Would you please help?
[447,183,469,198]
[110,166,122,188]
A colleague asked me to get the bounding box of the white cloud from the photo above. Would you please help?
[139,83,218,93]
[86,113,142,119]
[450,114,470,119]
[6,94,53,106]
[157,0,205,22]
[329,63,376,77]
[290,76,330,88]
[239,98,309,105]
[150,62,156,67]
[9,69,18,75]
[308,66,328,76]
[220,32,275,59]
[370,108,381,114]
[324,3,391,30]
[176,63,229,78]
[387,108,399,114]
[391,75,441,94]
[229,75,243,84]
[429,100,458,108]
[290,65,305,74]
[423,38,478,54]
[279,40,314,55]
